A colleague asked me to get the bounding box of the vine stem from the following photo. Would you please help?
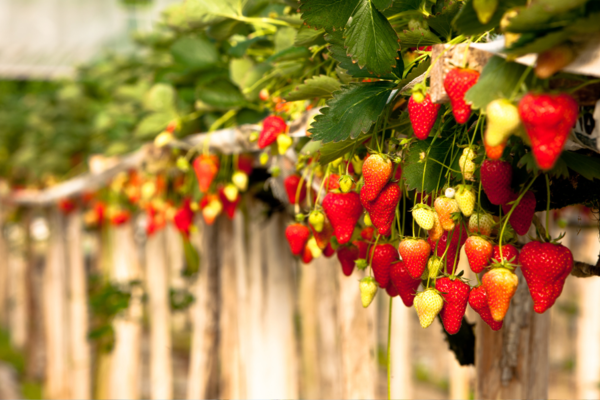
[387,296,393,400]
[314,164,331,207]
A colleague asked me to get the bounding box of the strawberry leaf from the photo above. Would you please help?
[285,75,342,102]
[344,0,401,77]
[318,134,372,165]
[452,0,526,36]
[403,136,454,192]
[298,0,359,31]
[309,81,395,143]
[398,28,442,48]
[560,151,600,181]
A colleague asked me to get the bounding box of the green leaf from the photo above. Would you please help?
[398,59,430,91]
[274,26,297,53]
[298,0,359,31]
[503,30,571,57]
[228,37,270,58]
[452,0,526,36]
[300,139,324,157]
[398,27,441,48]
[403,136,454,192]
[503,0,587,33]
[318,134,372,165]
[182,237,201,277]
[344,0,401,77]
[230,58,255,88]
[382,0,424,17]
[373,0,393,10]
[266,47,311,63]
[144,83,176,112]
[426,2,462,39]
[464,56,532,110]
[196,79,247,109]
[285,75,342,102]
[135,111,177,138]
[560,151,600,181]
[171,37,219,70]
[309,81,395,143]
[207,19,242,41]
[294,26,326,47]
[184,0,241,28]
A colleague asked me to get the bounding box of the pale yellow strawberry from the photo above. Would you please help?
[485,99,520,146]
[468,212,494,236]
[461,147,476,161]
[427,256,442,279]
[434,196,459,231]
[428,212,444,241]
[458,157,476,181]
[412,205,435,230]
[360,276,378,308]
[455,185,476,217]
[414,288,444,328]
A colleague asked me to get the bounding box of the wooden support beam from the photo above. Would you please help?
[146,229,173,400]
[390,297,413,399]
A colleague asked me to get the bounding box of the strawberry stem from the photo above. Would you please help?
[509,66,532,101]
[567,78,600,94]
[387,297,393,400]
[314,164,330,207]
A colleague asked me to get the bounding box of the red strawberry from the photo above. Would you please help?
[390,259,421,307]
[408,92,441,140]
[322,192,363,244]
[428,225,468,274]
[482,267,519,321]
[301,244,313,264]
[518,92,578,170]
[492,244,520,264]
[444,68,480,124]
[360,183,401,236]
[398,238,431,279]
[323,242,335,258]
[436,277,470,335]
[284,175,307,205]
[361,154,392,201]
[360,227,375,242]
[58,198,76,214]
[520,241,573,313]
[484,136,506,160]
[353,240,369,259]
[385,280,399,297]
[310,218,334,250]
[193,155,219,193]
[480,160,513,205]
[285,223,310,256]
[236,153,254,175]
[501,191,536,235]
[468,285,503,331]
[173,198,194,238]
[324,174,340,192]
[369,243,398,288]
[258,115,287,149]
[337,244,359,276]
[218,187,240,219]
[465,236,493,273]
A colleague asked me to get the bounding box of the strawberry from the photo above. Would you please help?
[111,209,131,226]
[484,136,506,160]
[434,196,459,231]
[520,241,573,313]
[173,198,195,238]
[454,185,476,217]
[385,280,399,297]
[353,240,369,259]
[258,115,287,149]
[236,153,254,175]
[412,205,435,230]
[324,174,340,192]
[58,198,76,214]
[468,285,503,331]
[218,187,240,220]
[408,92,441,140]
[429,225,468,274]
[427,256,442,279]
[301,244,313,264]
[337,244,359,276]
[323,243,335,258]
[518,92,578,170]
[284,175,307,205]
[398,238,431,279]
[361,154,392,201]
[360,226,375,242]
[485,99,521,146]
[193,155,219,193]
[535,45,575,79]
[360,276,378,308]
[480,160,513,205]
[390,259,421,307]
[369,243,398,288]
[201,194,222,225]
[501,191,536,236]
[360,183,400,236]
[465,236,493,273]
[414,288,444,328]
[310,218,334,250]
[458,148,477,181]
[322,192,363,245]
[285,223,310,256]
[428,212,444,241]
[436,277,470,335]
[444,68,480,124]
[468,212,494,236]
[482,267,519,321]
[492,244,519,264]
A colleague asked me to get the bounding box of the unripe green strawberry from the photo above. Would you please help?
[364,213,373,227]
[458,156,476,181]
[360,276,378,308]
[473,0,498,24]
[361,153,392,201]
[352,155,364,175]
[276,134,293,154]
[339,175,354,193]
[454,185,476,217]
[465,236,493,273]
[434,196,460,231]
[307,237,322,258]
[485,99,521,146]
[414,288,444,328]
[427,256,442,279]
[468,212,494,236]
[461,147,476,161]
[308,210,325,233]
[232,171,248,191]
[482,267,518,321]
[412,205,435,230]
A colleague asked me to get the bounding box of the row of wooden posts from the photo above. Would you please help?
[1,199,600,399]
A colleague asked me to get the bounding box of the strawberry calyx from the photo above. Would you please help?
[295,213,306,222]
[355,258,368,270]
[411,203,434,212]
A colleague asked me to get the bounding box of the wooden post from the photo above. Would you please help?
[390,297,413,399]
[187,219,219,399]
[338,268,378,399]
[108,222,143,400]
[43,208,70,399]
[298,258,321,398]
[66,210,91,399]
[146,229,173,400]
[0,208,8,327]
[7,229,27,350]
